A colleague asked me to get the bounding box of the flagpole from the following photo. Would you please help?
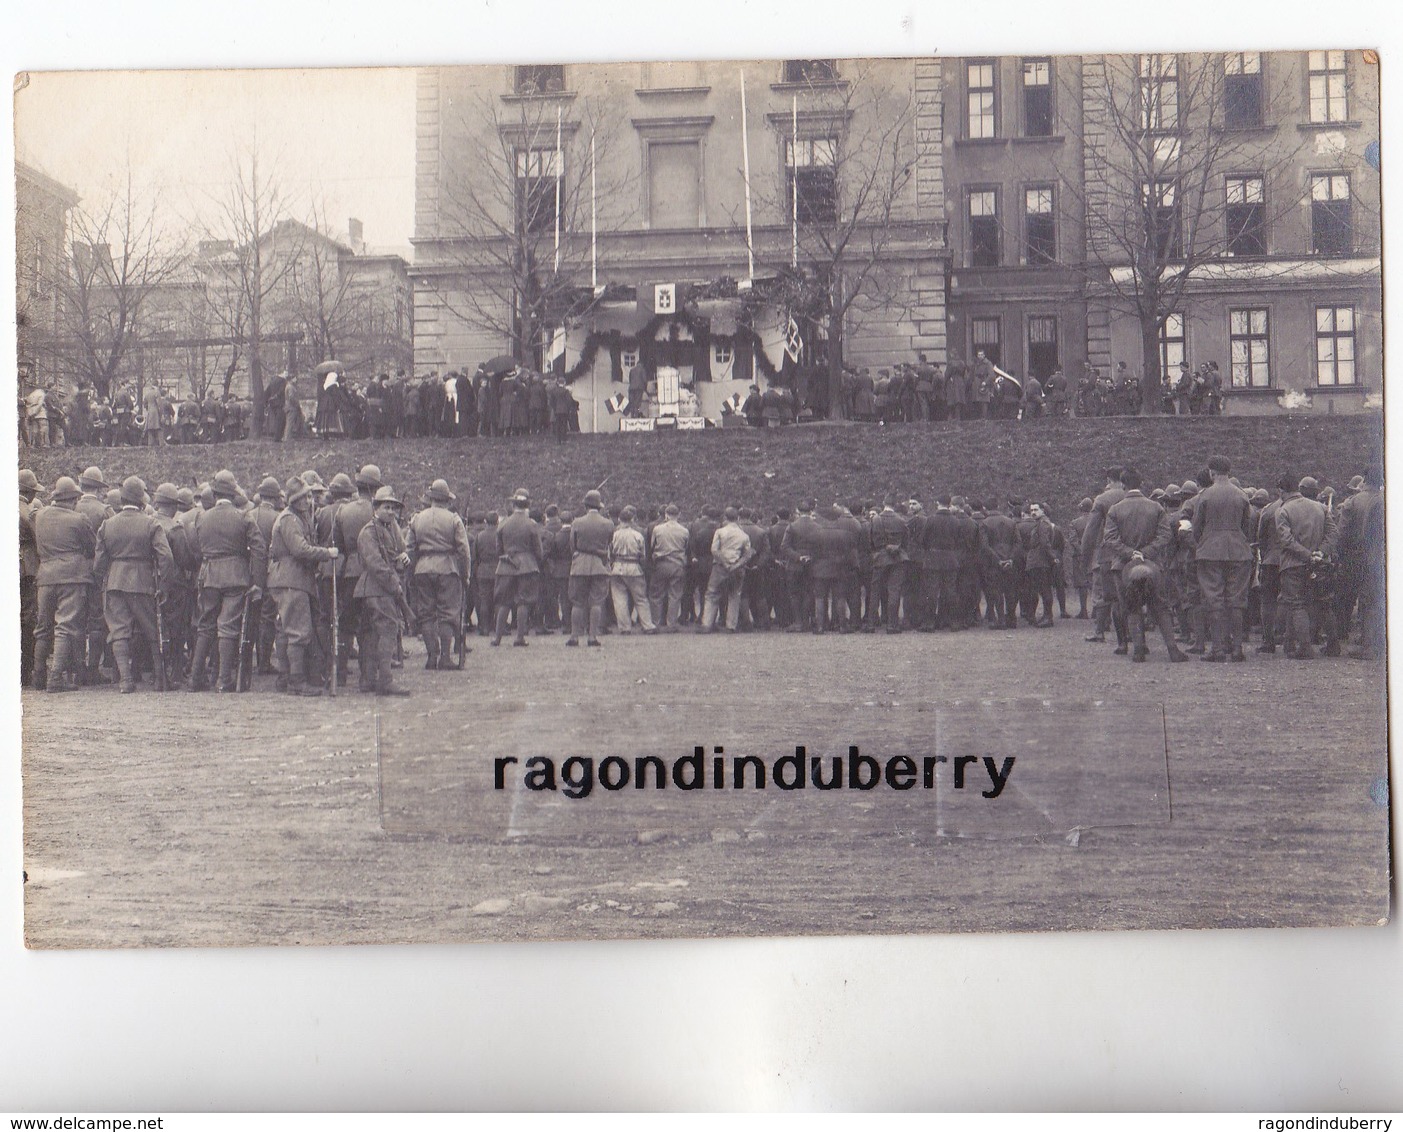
[791,95,799,269]
[554,106,563,273]
[590,129,597,291]
[740,69,755,283]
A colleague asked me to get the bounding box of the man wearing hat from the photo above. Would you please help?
[354,486,414,696]
[93,478,175,693]
[1080,467,1126,646]
[568,490,614,646]
[252,476,285,675]
[1275,476,1339,659]
[269,476,340,695]
[189,469,268,692]
[406,479,472,669]
[32,477,97,692]
[152,482,198,684]
[609,505,656,634]
[1252,475,1294,654]
[493,489,544,647]
[1067,496,1093,620]
[311,473,354,688]
[19,470,45,686]
[75,467,115,684]
[335,465,381,691]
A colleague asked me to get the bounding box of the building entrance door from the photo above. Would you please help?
[1028,315,1059,379]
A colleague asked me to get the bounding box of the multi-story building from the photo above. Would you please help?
[15,162,80,389]
[412,59,948,427]
[412,51,1381,428]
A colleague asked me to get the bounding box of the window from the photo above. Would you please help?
[1022,58,1053,136]
[515,65,564,94]
[786,137,838,224]
[515,147,562,234]
[1028,316,1059,379]
[1024,186,1056,264]
[1229,309,1271,387]
[1307,51,1348,123]
[1138,54,1179,131]
[641,61,705,89]
[1224,53,1264,128]
[782,60,839,83]
[1225,175,1266,256]
[968,189,1000,266]
[713,342,732,366]
[971,317,1002,368]
[1311,173,1352,255]
[1315,306,1356,385]
[1143,179,1182,260]
[647,142,702,228]
[967,61,997,139]
[1158,312,1186,378]
[620,346,640,375]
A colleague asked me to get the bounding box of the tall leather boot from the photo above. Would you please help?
[423,632,440,670]
[439,626,457,667]
[1129,614,1147,661]
[492,605,510,646]
[112,639,136,693]
[1188,608,1207,654]
[287,645,322,696]
[1157,607,1188,661]
[567,606,585,645]
[274,635,290,691]
[46,638,75,693]
[187,634,212,691]
[257,605,277,675]
[1201,611,1227,661]
[86,629,113,685]
[216,638,239,691]
[588,603,604,645]
[1292,607,1315,659]
[1229,610,1247,661]
[376,635,409,696]
[32,637,51,691]
[514,604,530,645]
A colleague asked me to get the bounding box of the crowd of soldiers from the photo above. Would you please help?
[20,380,256,449]
[18,449,1384,699]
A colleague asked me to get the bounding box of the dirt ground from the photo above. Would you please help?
[21,625,1391,948]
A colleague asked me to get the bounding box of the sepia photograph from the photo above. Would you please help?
[14,51,1389,952]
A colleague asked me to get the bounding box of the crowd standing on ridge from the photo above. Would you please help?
[18,451,1384,699]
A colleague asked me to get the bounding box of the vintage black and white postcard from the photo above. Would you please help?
[15,52,1389,950]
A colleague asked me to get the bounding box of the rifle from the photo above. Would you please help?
[153,573,168,693]
[236,590,254,692]
[329,565,339,698]
[455,583,468,669]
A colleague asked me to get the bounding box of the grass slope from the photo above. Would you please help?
[23,414,1384,522]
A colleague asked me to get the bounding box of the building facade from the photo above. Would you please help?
[15,162,80,390]
[412,51,1381,428]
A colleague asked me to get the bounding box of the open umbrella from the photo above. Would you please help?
[314,360,347,377]
[483,354,520,378]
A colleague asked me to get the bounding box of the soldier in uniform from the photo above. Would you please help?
[1080,467,1127,646]
[75,467,115,684]
[189,469,267,692]
[354,487,414,696]
[648,504,690,631]
[335,466,381,691]
[1275,476,1339,660]
[152,482,198,685]
[94,477,175,693]
[492,489,544,646]
[252,477,284,675]
[471,512,500,637]
[1018,502,1059,627]
[568,490,613,646]
[1102,469,1181,660]
[1067,497,1093,618]
[981,500,1024,631]
[269,476,340,695]
[779,501,821,632]
[406,479,471,669]
[32,477,98,693]
[608,506,656,634]
[312,472,354,689]
[1253,474,1293,654]
[1190,456,1255,662]
[866,499,910,633]
[539,504,570,632]
[19,470,44,686]
[701,508,754,632]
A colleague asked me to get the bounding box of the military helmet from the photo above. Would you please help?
[154,482,182,507]
[257,475,282,499]
[426,479,456,503]
[18,469,44,494]
[51,476,82,502]
[212,469,240,498]
[356,464,383,489]
[119,476,148,507]
[79,466,108,492]
[328,472,356,498]
[372,485,403,508]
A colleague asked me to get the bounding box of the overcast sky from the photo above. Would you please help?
[15,67,418,255]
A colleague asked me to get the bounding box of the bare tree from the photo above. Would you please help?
[432,90,636,367]
[1056,53,1316,398]
[51,170,184,399]
[742,61,928,418]
[203,145,307,434]
[286,203,359,365]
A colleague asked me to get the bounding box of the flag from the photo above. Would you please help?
[546,327,566,373]
[992,365,1022,391]
[605,392,629,414]
[721,391,746,415]
[785,317,803,363]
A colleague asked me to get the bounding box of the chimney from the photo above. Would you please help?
[348,218,365,254]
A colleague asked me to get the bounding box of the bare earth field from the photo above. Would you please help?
[21,624,1391,948]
